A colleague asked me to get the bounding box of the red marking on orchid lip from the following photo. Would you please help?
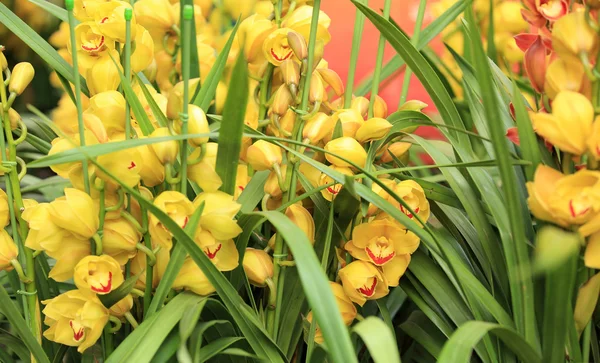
[238,186,245,191]
[365,248,395,266]
[326,186,339,195]
[596,145,600,158]
[127,161,136,170]
[91,271,113,293]
[270,48,293,62]
[81,36,105,52]
[569,200,590,218]
[205,244,222,259]
[181,216,189,229]
[70,321,85,341]
[100,16,109,23]
[358,278,377,297]
[400,205,419,219]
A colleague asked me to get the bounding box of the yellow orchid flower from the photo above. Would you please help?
[74,255,124,295]
[338,260,389,306]
[324,137,367,169]
[102,216,142,265]
[149,191,194,249]
[42,290,109,353]
[0,230,17,272]
[306,282,356,343]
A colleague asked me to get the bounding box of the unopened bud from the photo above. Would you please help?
[246,140,283,171]
[0,47,7,71]
[324,136,367,168]
[280,59,300,95]
[317,68,344,96]
[174,104,209,148]
[243,248,274,287]
[285,204,315,244]
[143,59,158,82]
[355,117,392,143]
[379,142,412,164]
[351,96,369,119]
[303,112,334,144]
[271,85,293,116]
[287,30,307,60]
[167,78,201,119]
[7,108,19,130]
[149,127,179,164]
[9,62,34,95]
[309,71,325,103]
[398,100,428,111]
[372,95,388,118]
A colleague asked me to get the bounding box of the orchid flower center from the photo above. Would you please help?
[358,277,377,297]
[365,236,396,266]
[69,319,86,343]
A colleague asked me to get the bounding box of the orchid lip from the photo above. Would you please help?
[70,321,85,342]
[90,271,113,293]
[205,243,222,259]
[365,247,395,266]
[358,278,377,297]
[127,161,137,170]
[270,48,293,62]
[569,199,590,218]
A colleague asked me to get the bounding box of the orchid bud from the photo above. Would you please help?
[309,71,325,103]
[243,248,274,287]
[287,30,307,60]
[317,68,344,97]
[166,78,201,119]
[280,59,300,94]
[174,104,210,147]
[285,204,315,244]
[9,62,34,95]
[351,96,370,119]
[379,142,412,164]
[372,95,388,118]
[0,230,17,272]
[109,295,134,318]
[149,127,179,163]
[247,140,283,171]
[143,58,158,82]
[303,112,334,144]
[398,100,428,111]
[7,108,20,130]
[324,137,367,168]
[355,117,392,143]
[0,48,7,71]
[271,85,294,117]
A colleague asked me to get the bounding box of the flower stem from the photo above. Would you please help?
[344,0,367,108]
[124,312,139,329]
[124,8,133,140]
[66,0,90,194]
[179,5,193,196]
[367,0,391,118]
[0,43,38,342]
[399,0,427,106]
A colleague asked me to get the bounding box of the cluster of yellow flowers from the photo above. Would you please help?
[511,4,600,268]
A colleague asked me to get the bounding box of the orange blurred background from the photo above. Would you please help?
[322,0,441,139]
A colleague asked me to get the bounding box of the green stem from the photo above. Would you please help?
[179,5,193,195]
[367,0,391,118]
[344,0,367,108]
[399,0,427,106]
[124,8,133,140]
[124,312,139,329]
[0,43,37,342]
[66,0,90,194]
[103,324,114,358]
[136,243,157,266]
[259,64,275,120]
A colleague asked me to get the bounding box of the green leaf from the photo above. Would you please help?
[0,2,89,96]
[399,311,446,359]
[28,0,68,22]
[110,55,155,136]
[437,321,542,363]
[352,317,401,363]
[355,0,470,95]
[237,170,269,214]
[541,232,579,363]
[0,285,49,363]
[180,299,208,341]
[463,8,538,349]
[196,337,245,362]
[133,73,169,128]
[107,293,205,362]
[215,52,248,195]
[192,19,241,111]
[511,80,541,181]
[180,0,200,79]
[0,329,31,362]
[98,272,139,309]
[251,211,357,363]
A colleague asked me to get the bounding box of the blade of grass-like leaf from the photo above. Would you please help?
[539,228,579,363]
[0,2,88,96]
[252,211,357,363]
[463,8,538,349]
[0,330,31,362]
[28,0,68,21]
[352,317,401,363]
[437,321,542,363]
[133,73,168,128]
[0,285,49,363]
[192,20,240,111]
[237,170,269,214]
[355,0,470,96]
[511,80,541,181]
[107,293,204,362]
[196,337,245,362]
[110,55,155,136]
[215,53,248,195]
[399,311,446,359]
[14,128,51,154]
[92,162,285,362]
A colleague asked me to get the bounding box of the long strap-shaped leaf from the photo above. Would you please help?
[0,2,89,96]
[0,284,49,363]
[437,321,542,363]
[352,317,401,363]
